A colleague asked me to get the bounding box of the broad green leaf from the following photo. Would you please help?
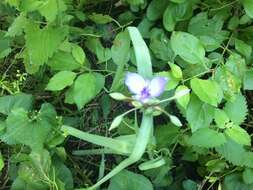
[214,109,229,128]
[20,0,43,12]
[182,179,198,190]
[155,124,179,149]
[163,2,193,32]
[25,23,68,69]
[216,139,253,167]
[243,168,253,184]
[224,94,248,125]
[228,16,240,30]
[241,0,253,18]
[6,13,27,37]
[47,51,81,71]
[149,28,175,62]
[244,69,253,90]
[176,85,190,109]
[89,13,113,24]
[188,128,226,148]
[0,31,11,59]
[146,0,168,21]
[190,78,222,106]
[169,62,182,79]
[1,104,56,150]
[188,12,228,51]
[108,170,153,190]
[71,44,85,65]
[171,31,205,64]
[235,39,252,60]
[85,38,111,63]
[46,71,76,91]
[186,95,214,132]
[73,73,104,109]
[225,125,251,146]
[111,31,130,65]
[223,173,253,190]
[0,93,33,115]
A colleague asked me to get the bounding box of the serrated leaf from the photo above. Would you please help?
[25,23,68,69]
[46,71,76,91]
[214,109,229,128]
[224,94,248,125]
[190,78,222,106]
[225,125,251,146]
[171,31,205,64]
[216,139,253,167]
[186,95,215,132]
[188,128,226,148]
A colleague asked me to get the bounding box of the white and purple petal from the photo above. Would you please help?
[125,72,147,95]
[148,77,168,97]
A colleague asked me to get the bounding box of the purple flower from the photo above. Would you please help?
[125,72,168,103]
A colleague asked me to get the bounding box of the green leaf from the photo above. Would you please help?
[241,0,253,19]
[186,95,214,132]
[188,12,228,52]
[146,0,168,21]
[225,125,251,146]
[188,128,226,148]
[169,62,182,79]
[214,109,229,128]
[71,44,86,65]
[47,51,81,71]
[190,78,222,106]
[216,139,253,167]
[171,31,205,64]
[1,104,56,150]
[73,73,104,109]
[89,13,113,24]
[108,170,153,190]
[182,179,198,190]
[243,168,253,184]
[244,69,253,90]
[128,27,153,79]
[223,173,253,190]
[6,13,27,37]
[224,94,248,125]
[111,31,130,65]
[38,0,66,22]
[25,23,68,70]
[0,152,3,171]
[163,2,193,32]
[46,71,76,91]
[235,39,252,60]
[176,85,190,109]
[85,38,111,63]
[0,93,33,115]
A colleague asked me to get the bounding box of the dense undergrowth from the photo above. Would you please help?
[1,0,253,189]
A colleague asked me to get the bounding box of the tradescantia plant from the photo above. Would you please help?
[62,27,188,189]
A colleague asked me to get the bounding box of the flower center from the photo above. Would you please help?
[141,87,150,99]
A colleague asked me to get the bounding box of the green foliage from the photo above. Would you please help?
[108,170,153,190]
[1,0,253,189]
